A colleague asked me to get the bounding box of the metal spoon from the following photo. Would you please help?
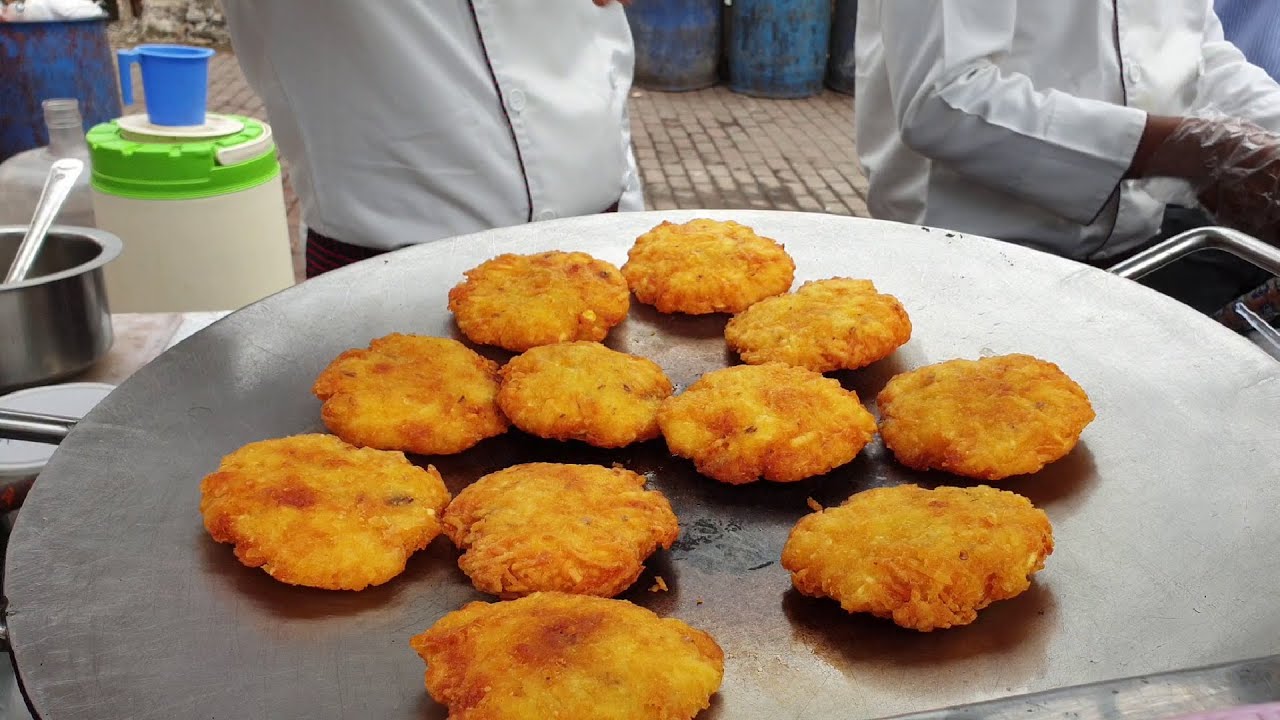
[3,157,85,284]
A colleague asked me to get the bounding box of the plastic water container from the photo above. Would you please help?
[88,115,295,312]
[0,99,95,227]
[117,45,215,127]
[89,43,294,313]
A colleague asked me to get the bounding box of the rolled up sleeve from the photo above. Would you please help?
[881,1,1148,224]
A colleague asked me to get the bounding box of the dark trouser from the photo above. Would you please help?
[1097,207,1272,317]
[305,230,388,279]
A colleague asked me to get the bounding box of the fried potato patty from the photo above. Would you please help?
[725,278,912,372]
[200,434,451,591]
[782,484,1053,631]
[411,592,724,720]
[497,342,673,448]
[877,354,1095,480]
[313,334,508,456]
[442,463,679,598]
[448,251,630,351]
[621,219,795,314]
[658,363,877,484]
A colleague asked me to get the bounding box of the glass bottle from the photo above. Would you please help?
[0,98,96,227]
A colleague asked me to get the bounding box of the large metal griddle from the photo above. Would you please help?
[4,210,1280,720]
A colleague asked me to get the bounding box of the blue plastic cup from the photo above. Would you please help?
[116,44,215,126]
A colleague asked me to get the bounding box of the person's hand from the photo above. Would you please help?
[1132,115,1280,244]
[1192,120,1280,243]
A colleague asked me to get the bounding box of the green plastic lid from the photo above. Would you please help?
[87,115,280,200]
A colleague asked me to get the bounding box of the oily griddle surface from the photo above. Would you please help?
[6,211,1280,720]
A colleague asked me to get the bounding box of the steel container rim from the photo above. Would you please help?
[0,225,122,290]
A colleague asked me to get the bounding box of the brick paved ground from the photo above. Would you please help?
[173,51,871,279]
[629,87,868,215]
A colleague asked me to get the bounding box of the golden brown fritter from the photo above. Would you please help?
[200,434,451,591]
[782,484,1053,631]
[621,219,796,315]
[448,251,630,352]
[497,342,673,448]
[658,363,877,484]
[442,463,679,598]
[877,354,1095,480]
[410,592,724,720]
[725,278,912,372]
[312,334,508,456]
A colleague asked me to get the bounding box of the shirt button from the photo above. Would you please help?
[536,209,557,221]
[1127,65,1141,84]
[507,89,527,113]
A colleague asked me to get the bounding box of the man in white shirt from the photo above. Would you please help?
[855,1,1280,314]
[222,0,643,277]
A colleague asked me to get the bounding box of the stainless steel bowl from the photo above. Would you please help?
[0,225,122,392]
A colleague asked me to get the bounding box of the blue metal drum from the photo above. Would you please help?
[827,0,857,95]
[626,0,723,92]
[728,0,832,99]
[0,20,122,162]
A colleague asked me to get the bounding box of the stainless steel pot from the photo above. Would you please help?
[0,225,122,392]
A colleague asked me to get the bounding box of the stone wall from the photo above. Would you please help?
[114,0,228,46]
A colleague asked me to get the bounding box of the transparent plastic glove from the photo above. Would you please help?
[1158,115,1280,244]
[1173,117,1280,328]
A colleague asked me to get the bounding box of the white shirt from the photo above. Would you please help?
[222,0,644,251]
[855,1,1280,260]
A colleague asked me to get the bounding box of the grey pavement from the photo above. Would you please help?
[629,86,867,215]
